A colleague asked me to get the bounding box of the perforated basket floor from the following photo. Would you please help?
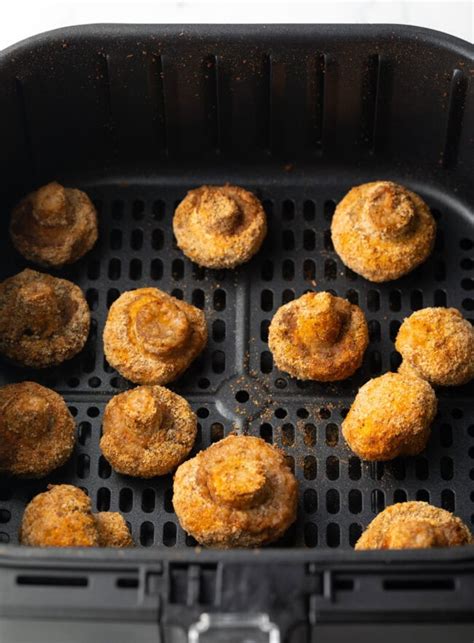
[0,177,473,549]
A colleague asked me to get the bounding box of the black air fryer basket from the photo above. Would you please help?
[0,24,473,643]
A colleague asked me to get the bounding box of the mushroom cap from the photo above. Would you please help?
[10,182,98,268]
[0,269,90,368]
[355,501,472,550]
[103,287,207,385]
[173,434,298,548]
[173,185,267,269]
[100,385,197,477]
[268,291,369,381]
[0,382,75,478]
[20,485,99,547]
[396,307,474,387]
[331,181,436,282]
[342,372,437,461]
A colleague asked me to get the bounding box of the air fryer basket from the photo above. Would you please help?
[0,24,473,641]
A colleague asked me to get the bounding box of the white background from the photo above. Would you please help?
[0,0,472,51]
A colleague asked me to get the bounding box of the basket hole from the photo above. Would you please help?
[282,289,294,304]
[261,259,274,280]
[297,408,309,419]
[324,200,335,220]
[0,510,11,524]
[415,457,429,480]
[461,257,473,270]
[141,489,155,513]
[261,289,273,311]
[441,489,455,512]
[325,423,339,447]
[197,407,209,419]
[198,378,210,389]
[326,489,340,514]
[260,351,273,373]
[324,259,337,280]
[192,289,205,309]
[303,259,316,281]
[260,320,270,343]
[140,522,154,547]
[326,523,340,548]
[371,489,385,513]
[164,488,173,513]
[285,455,295,474]
[275,377,287,389]
[304,423,316,447]
[303,229,316,251]
[235,390,249,403]
[348,489,362,514]
[212,319,226,342]
[368,319,380,341]
[275,407,287,419]
[304,489,318,514]
[348,457,361,480]
[163,522,177,547]
[86,288,99,311]
[323,229,334,251]
[132,199,145,220]
[282,229,295,250]
[210,423,224,442]
[152,200,165,221]
[349,523,362,547]
[440,456,453,480]
[416,489,430,502]
[111,200,124,221]
[393,489,407,503]
[260,423,273,443]
[367,290,380,312]
[281,423,294,446]
[369,350,382,375]
[303,456,317,480]
[434,260,446,281]
[77,454,90,479]
[282,259,294,281]
[98,456,111,479]
[213,289,226,311]
[0,487,12,502]
[130,228,143,250]
[119,488,133,513]
[97,487,111,512]
[303,200,315,221]
[304,523,318,547]
[77,422,91,446]
[462,298,474,311]
[282,199,295,221]
[410,289,423,310]
[172,259,184,281]
[434,289,447,306]
[211,350,225,374]
[440,424,453,448]
[460,238,473,250]
[129,258,142,280]
[326,456,339,480]
[108,258,121,280]
[150,258,163,280]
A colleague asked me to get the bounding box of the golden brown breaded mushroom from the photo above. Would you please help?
[0,382,75,478]
[342,372,437,461]
[10,181,98,268]
[0,269,90,368]
[100,385,197,477]
[103,287,207,385]
[355,501,472,550]
[20,485,99,547]
[173,185,267,269]
[268,291,368,381]
[331,181,436,282]
[396,307,474,387]
[94,512,134,547]
[173,434,298,548]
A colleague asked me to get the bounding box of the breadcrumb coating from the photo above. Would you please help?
[0,382,75,477]
[10,182,98,268]
[95,512,134,547]
[396,307,474,386]
[20,485,134,548]
[342,372,437,461]
[355,501,472,550]
[173,434,298,548]
[173,185,267,269]
[0,269,90,368]
[268,291,368,381]
[100,385,197,477]
[331,181,436,282]
[103,287,207,385]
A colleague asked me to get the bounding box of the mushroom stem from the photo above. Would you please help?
[16,280,63,338]
[199,190,242,235]
[362,182,416,239]
[32,182,70,227]
[207,457,270,509]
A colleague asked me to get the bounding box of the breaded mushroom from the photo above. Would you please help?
[0,382,75,477]
[95,512,134,547]
[173,434,298,548]
[173,185,267,269]
[100,385,197,477]
[103,287,207,385]
[396,307,474,387]
[331,181,436,282]
[10,181,98,268]
[268,291,368,381]
[342,372,437,461]
[20,485,99,547]
[20,485,134,547]
[0,269,90,368]
[355,501,472,550]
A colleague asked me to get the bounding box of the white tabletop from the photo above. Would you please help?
[1,0,472,52]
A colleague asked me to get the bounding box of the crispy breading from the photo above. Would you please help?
[0,269,90,368]
[100,385,197,477]
[10,182,98,268]
[103,287,207,385]
[268,291,368,381]
[173,185,267,269]
[0,382,75,478]
[396,307,474,386]
[95,512,134,548]
[342,372,437,461]
[331,181,436,282]
[355,501,472,550]
[173,435,298,548]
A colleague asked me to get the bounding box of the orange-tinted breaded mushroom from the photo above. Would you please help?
[173,185,267,269]
[396,307,474,387]
[10,181,98,268]
[20,485,100,547]
[20,485,134,548]
[173,434,298,548]
[0,269,90,368]
[355,501,472,550]
[103,287,207,385]
[342,372,437,461]
[94,512,134,547]
[331,181,436,282]
[268,291,368,381]
[0,382,75,477]
[100,385,197,477]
